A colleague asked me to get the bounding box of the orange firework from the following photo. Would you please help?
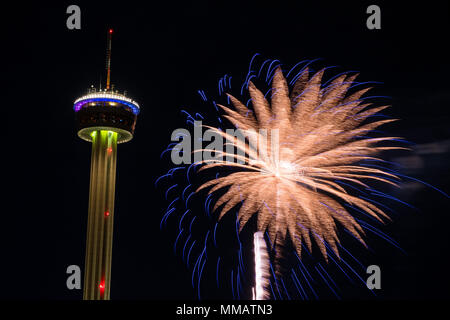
[197,67,405,268]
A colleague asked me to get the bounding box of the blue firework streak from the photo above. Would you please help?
[155,54,449,300]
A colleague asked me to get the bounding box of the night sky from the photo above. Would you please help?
[2,1,450,301]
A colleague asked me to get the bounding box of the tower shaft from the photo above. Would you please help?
[83,130,118,300]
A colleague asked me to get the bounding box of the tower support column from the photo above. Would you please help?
[83,130,118,300]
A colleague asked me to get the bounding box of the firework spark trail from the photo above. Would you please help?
[253,231,270,300]
[196,66,406,277]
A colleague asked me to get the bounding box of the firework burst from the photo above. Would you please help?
[156,57,432,299]
[196,67,405,272]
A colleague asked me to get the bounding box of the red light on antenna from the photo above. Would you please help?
[105,210,110,217]
[109,29,113,34]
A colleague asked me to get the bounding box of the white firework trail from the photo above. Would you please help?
[253,231,270,300]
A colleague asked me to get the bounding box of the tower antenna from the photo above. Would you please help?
[106,28,113,90]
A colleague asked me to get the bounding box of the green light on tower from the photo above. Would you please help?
[73,29,140,300]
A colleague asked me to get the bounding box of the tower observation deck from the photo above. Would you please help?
[73,29,140,300]
[74,89,140,143]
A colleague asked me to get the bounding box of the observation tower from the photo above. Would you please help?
[73,29,140,300]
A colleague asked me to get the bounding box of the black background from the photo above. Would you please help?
[2,1,449,301]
